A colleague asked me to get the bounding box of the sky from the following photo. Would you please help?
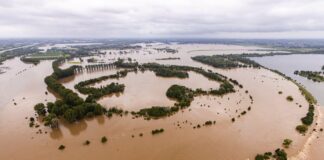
[0,0,324,39]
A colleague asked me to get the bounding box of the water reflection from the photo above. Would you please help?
[61,119,88,136]
[50,127,63,140]
[95,115,105,125]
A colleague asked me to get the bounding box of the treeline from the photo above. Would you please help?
[259,68,317,134]
[136,106,179,118]
[153,67,189,78]
[1,47,41,64]
[114,60,237,119]
[294,70,324,82]
[209,81,235,95]
[80,82,125,102]
[75,70,133,102]
[192,55,260,69]
[296,104,315,134]
[34,59,106,128]
[270,69,317,105]
[20,57,40,65]
[134,83,234,119]
[255,148,287,160]
[52,58,81,79]
[166,85,194,108]
[74,59,237,119]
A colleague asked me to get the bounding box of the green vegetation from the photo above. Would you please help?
[298,85,317,105]
[295,104,315,134]
[101,136,107,143]
[136,106,177,118]
[192,55,260,69]
[255,148,287,160]
[301,104,315,126]
[21,51,69,65]
[153,67,189,78]
[156,57,180,60]
[294,70,324,82]
[75,60,237,119]
[166,85,194,108]
[43,113,59,128]
[282,139,292,148]
[33,59,106,127]
[151,128,164,135]
[296,125,308,134]
[81,82,125,102]
[52,58,81,79]
[106,107,125,117]
[268,70,318,127]
[1,47,40,65]
[210,81,235,95]
[34,103,46,116]
[74,70,136,102]
[266,69,317,105]
[255,152,272,160]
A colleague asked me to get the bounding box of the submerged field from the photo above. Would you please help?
[0,43,323,160]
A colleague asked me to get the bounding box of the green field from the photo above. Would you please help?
[27,51,69,59]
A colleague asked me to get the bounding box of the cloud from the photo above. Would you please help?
[0,0,323,38]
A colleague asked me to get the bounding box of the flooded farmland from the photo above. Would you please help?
[0,43,322,160]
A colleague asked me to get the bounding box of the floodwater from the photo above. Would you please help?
[0,44,320,160]
[96,71,219,111]
[251,54,324,105]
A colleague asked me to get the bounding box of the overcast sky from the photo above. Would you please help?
[0,0,324,39]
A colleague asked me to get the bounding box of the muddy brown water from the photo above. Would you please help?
[0,44,319,160]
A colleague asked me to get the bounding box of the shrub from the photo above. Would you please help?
[282,139,292,148]
[84,140,90,145]
[286,96,293,102]
[34,103,46,116]
[58,145,65,150]
[296,125,308,134]
[101,136,107,143]
[205,121,213,126]
[152,128,164,135]
[274,148,287,160]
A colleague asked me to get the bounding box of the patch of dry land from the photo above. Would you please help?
[0,43,323,160]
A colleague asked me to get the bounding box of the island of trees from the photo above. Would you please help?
[192,54,261,69]
[294,70,324,82]
[32,58,238,128]
[33,58,107,128]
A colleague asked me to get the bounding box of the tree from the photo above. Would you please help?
[34,103,46,116]
[101,136,107,143]
[282,139,293,148]
[64,109,78,123]
[43,113,59,128]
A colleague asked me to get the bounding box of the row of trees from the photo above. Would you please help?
[70,59,237,120]
[296,104,315,134]
[34,59,107,128]
[294,70,324,82]
[153,67,189,78]
[192,55,260,69]
[166,85,194,108]
[255,148,287,160]
[52,58,81,79]
[74,70,134,102]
